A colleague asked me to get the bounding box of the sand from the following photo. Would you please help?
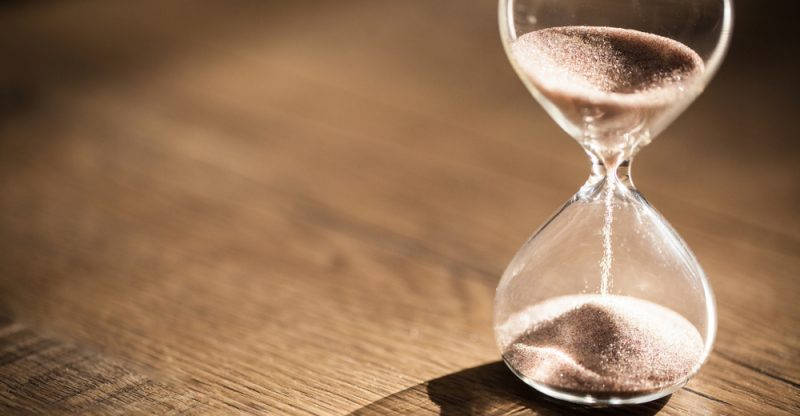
[510,26,704,108]
[500,295,705,396]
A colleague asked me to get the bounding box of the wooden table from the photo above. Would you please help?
[1,1,798,414]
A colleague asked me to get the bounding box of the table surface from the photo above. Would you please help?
[1,1,798,415]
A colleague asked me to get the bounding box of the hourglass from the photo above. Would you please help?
[493,0,733,405]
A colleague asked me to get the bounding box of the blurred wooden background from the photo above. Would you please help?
[0,1,798,414]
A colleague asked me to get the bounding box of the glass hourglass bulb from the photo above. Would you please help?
[493,0,733,405]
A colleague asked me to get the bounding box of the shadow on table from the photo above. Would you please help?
[347,361,669,415]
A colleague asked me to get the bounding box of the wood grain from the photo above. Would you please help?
[0,1,798,415]
[0,318,208,415]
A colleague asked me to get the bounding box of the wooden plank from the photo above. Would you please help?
[1,100,797,413]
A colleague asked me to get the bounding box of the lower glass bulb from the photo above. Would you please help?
[493,173,715,405]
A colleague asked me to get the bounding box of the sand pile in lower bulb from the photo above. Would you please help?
[501,295,704,395]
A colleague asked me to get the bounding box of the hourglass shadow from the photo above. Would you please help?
[347,361,669,415]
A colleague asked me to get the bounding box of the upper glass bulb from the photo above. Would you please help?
[500,0,732,162]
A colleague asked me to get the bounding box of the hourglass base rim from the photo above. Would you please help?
[501,357,694,406]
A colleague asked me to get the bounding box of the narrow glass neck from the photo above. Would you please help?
[592,158,634,188]
[579,152,635,200]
